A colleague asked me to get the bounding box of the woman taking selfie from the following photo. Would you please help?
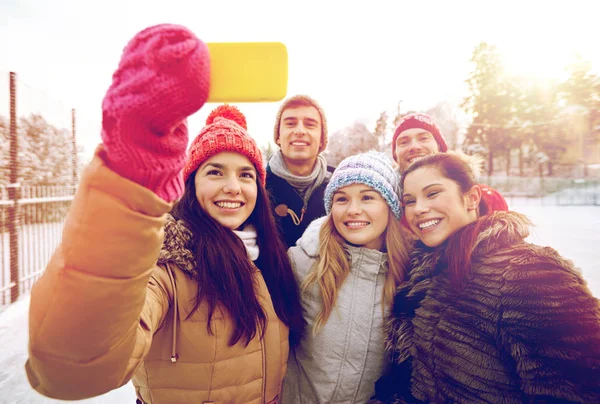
[26,24,303,404]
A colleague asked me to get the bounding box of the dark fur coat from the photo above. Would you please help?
[373,211,600,403]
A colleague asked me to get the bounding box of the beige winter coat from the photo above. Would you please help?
[26,147,288,403]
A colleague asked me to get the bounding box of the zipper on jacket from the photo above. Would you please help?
[166,264,179,363]
[260,327,267,404]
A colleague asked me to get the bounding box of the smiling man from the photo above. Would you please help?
[392,112,509,226]
[266,94,335,248]
[392,112,448,173]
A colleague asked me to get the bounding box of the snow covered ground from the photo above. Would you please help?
[0,203,598,403]
[0,296,135,404]
[510,203,600,296]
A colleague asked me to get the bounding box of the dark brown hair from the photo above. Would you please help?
[283,97,317,110]
[402,153,485,286]
[172,173,305,347]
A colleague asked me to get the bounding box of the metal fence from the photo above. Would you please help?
[0,180,598,311]
[0,185,75,307]
[480,176,600,206]
[1,71,79,309]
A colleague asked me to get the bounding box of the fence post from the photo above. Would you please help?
[8,72,20,303]
[72,108,77,187]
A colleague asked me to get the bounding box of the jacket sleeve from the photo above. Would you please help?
[499,245,600,402]
[25,146,175,400]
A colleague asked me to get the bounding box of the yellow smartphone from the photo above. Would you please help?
[206,42,288,103]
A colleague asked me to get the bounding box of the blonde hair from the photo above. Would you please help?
[301,210,411,332]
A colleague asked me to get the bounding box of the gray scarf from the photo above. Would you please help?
[269,150,328,204]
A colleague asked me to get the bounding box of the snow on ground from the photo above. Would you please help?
[510,203,600,296]
[0,203,598,403]
[0,296,135,404]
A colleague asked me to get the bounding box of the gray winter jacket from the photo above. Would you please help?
[283,216,389,404]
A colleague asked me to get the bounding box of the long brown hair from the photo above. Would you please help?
[301,211,411,332]
[402,152,485,286]
[172,173,305,347]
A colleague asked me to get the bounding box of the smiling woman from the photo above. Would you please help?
[401,154,480,247]
[25,29,306,402]
[330,184,390,250]
[373,152,600,403]
[194,152,258,230]
[283,151,412,404]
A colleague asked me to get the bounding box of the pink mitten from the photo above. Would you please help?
[101,24,210,202]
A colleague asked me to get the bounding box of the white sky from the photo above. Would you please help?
[1,0,599,162]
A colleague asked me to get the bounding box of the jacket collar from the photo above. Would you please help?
[385,211,532,364]
[297,215,327,257]
[470,210,532,256]
[407,211,532,283]
[157,214,197,276]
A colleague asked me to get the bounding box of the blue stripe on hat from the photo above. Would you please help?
[324,151,402,218]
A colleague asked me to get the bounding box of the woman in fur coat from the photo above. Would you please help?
[372,152,600,403]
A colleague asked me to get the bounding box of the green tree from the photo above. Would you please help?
[462,42,514,175]
[325,122,378,166]
[559,55,600,176]
[512,77,565,176]
[561,55,600,110]
[425,101,461,150]
[0,113,78,186]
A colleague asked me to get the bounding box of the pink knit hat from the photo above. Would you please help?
[183,105,266,185]
[392,113,448,160]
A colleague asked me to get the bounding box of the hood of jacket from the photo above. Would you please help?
[157,214,197,275]
[296,215,328,258]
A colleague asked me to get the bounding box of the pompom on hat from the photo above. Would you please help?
[324,151,402,218]
[183,105,266,185]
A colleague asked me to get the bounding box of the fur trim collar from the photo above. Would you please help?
[297,215,328,257]
[157,214,197,275]
[385,211,533,364]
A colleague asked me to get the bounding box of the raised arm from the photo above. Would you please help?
[25,24,209,399]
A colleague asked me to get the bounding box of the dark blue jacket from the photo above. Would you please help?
[265,164,334,249]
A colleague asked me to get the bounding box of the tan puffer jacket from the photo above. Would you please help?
[25,147,289,403]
